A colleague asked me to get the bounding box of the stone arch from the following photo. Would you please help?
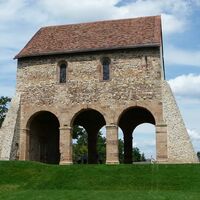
[71,108,106,164]
[118,106,156,163]
[26,111,60,164]
[68,104,110,127]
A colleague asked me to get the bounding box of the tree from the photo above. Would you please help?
[141,153,146,162]
[97,132,106,163]
[132,147,141,162]
[0,96,11,128]
[72,125,88,163]
[132,147,146,162]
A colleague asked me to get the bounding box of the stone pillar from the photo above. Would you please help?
[19,128,29,160]
[59,126,73,165]
[156,123,168,162]
[106,125,119,164]
[124,131,133,164]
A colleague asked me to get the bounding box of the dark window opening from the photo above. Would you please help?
[102,58,110,80]
[60,63,67,83]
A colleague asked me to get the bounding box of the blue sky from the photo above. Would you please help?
[0,0,200,158]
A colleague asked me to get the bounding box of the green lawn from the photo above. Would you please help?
[0,161,200,199]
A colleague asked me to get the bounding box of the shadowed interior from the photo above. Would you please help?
[28,111,60,164]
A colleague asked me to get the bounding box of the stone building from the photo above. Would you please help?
[0,16,198,164]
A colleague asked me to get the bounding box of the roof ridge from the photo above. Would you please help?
[41,15,160,29]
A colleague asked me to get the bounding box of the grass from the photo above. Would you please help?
[0,161,200,199]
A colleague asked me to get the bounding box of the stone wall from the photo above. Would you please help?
[162,81,198,163]
[0,94,21,160]
[16,48,162,111]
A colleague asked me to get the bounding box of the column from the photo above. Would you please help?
[59,126,73,165]
[88,130,98,164]
[124,131,133,164]
[106,125,119,164]
[19,128,29,160]
[156,123,168,163]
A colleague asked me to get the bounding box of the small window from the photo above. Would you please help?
[59,63,67,83]
[102,57,110,81]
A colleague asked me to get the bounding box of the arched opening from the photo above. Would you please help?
[28,111,60,164]
[118,106,156,164]
[71,109,106,164]
[133,123,155,161]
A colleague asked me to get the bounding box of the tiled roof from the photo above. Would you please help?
[15,16,162,59]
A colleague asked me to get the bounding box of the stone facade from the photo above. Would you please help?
[0,47,197,164]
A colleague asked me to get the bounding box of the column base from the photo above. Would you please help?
[156,157,168,163]
[59,161,73,165]
[106,160,119,164]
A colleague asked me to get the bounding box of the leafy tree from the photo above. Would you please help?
[132,147,141,162]
[0,96,11,128]
[132,147,146,162]
[72,125,88,163]
[141,153,146,162]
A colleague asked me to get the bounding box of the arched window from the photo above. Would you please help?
[101,57,110,81]
[59,63,67,83]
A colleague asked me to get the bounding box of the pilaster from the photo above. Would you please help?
[59,126,73,165]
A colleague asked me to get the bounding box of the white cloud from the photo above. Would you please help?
[161,14,187,34]
[193,0,200,6]
[187,129,200,152]
[117,0,191,34]
[0,0,197,34]
[46,0,195,34]
[0,0,25,22]
[37,0,119,21]
[188,129,200,141]
[165,46,200,67]
[168,74,200,99]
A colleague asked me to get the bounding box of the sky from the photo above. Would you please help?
[0,0,200,159]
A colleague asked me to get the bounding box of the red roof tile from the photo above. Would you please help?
[15,16,162,59]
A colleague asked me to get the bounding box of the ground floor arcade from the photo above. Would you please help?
[19,106,168,164]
